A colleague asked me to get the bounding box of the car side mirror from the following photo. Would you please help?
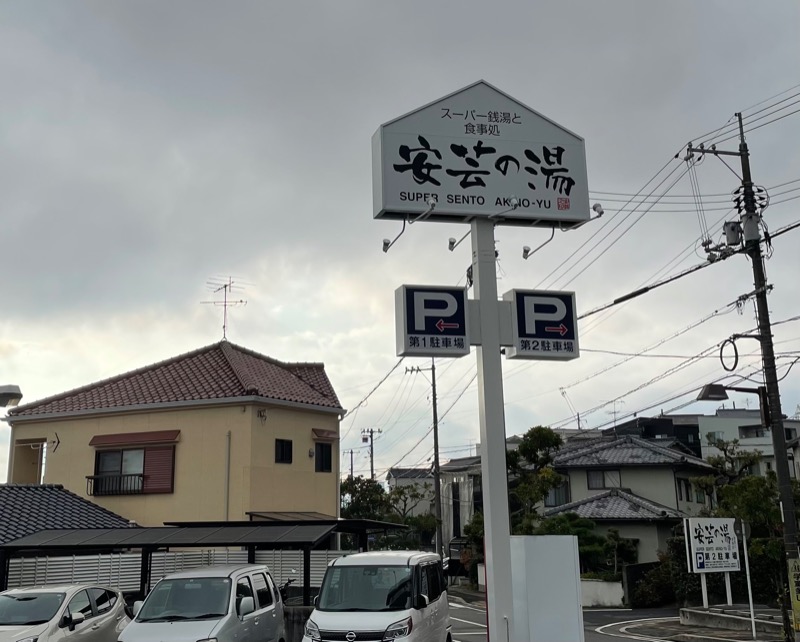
[239,596,255,617]
[65,611,85,630]
[133,601,143,617]
[312,595,318,606]
[413,594,429,610]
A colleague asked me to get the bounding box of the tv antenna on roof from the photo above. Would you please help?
[201,276,248,339]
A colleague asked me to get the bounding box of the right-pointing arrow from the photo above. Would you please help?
[544,323,569,336]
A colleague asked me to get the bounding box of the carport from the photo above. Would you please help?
[0,518,406,606]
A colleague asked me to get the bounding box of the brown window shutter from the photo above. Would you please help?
[143,445,175,494]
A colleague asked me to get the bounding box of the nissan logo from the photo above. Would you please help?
[345,632,357,642]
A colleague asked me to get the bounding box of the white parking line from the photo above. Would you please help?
[449,602,487,612]
[451,616,487,628]
[594,616,678,642]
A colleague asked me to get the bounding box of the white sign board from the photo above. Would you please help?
[373,80,590,228]
[686,517,741,573]
[395,285,470,358]
[503,289,579,360]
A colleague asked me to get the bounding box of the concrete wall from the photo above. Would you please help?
[581,579,624,607]
[593,521,674,564]
[8,402,340,526]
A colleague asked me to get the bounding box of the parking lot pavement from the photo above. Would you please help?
[449,598,488,642]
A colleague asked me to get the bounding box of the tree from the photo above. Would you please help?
[535,513,607,573]
[506,426,564,533]
[383,482,436,550]
[340,475,389,521]
[693,436,763,498]
[604,528,638,575]
[386,482,432,521]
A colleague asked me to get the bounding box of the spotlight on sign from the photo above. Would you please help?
[592,203,604,217]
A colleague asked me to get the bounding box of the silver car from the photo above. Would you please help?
[0,584,131,642]
[121,564,285,642]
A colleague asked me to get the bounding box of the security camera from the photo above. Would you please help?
[592,203,604,217]
[522,246,532,260]
[382,239,391,253]
[448,237,457,252]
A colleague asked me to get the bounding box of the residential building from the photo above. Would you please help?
[543,435,715,562]
[698,408,800,477]
[603,415,703,457]
[439,455,482,547]
[0,483,132,545]
[385,467,434,517]
[4,341,343,527]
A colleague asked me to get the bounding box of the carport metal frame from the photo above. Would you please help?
[0,519,406,606]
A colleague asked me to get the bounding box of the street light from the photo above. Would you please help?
[0,385,22,408]
[697,381,797,640]
[696,384,771,433]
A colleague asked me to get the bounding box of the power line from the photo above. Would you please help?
[340,358,405,441]
[533,156,684,289]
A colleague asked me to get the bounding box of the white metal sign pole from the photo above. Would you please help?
[743,529,757,639]
[701,574,709,609]
[471,217,515,642]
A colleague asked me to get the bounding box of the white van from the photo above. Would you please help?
[120,564,285,642]
[303,551,451,642]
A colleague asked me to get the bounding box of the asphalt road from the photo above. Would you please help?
[449,599,488,641]
[448,600,679,642]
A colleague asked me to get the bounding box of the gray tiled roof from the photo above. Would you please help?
[9,341,342,417]
[552,435,713,470]
[544,488,684,521]
[387,467,433,480]
[0,484,133,545]
[440,455,482,472]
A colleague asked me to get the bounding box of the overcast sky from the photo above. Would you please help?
[2,1,799,483]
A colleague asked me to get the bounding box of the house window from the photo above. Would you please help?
[94,449,143,495]
[87,431,178,496]
[90,445,175,496]
[315,442,332,473]
[545,482,570,507]
[587,470,621,490]
[695,485,705,504]
[677,478,692,501]
[275,439,293,464]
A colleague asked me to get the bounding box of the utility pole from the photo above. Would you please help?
[407,359,444,558]
[361,429,381,480]
[689,115,799,641]
[344,449,354,478]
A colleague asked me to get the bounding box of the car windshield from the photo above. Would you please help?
[0,592,66,625]
[317,565,412,612]
[137,577,231,622]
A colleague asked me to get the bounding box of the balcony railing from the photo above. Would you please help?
[86,474,144,496]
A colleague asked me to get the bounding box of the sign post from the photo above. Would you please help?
[376,80,591,642]
[471,217,515,641]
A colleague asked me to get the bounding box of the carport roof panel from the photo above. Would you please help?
[2,524,337,550]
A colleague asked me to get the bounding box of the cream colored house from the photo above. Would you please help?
[544,435,715,562]
[4,341,343,527]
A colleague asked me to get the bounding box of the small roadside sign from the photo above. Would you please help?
[687,517,740,574]
[395,285,470,358]
[503,289,579,360]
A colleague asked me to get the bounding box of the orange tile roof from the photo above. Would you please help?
[10,341,342,417]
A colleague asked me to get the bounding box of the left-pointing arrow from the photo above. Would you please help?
[436,319,459,332]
